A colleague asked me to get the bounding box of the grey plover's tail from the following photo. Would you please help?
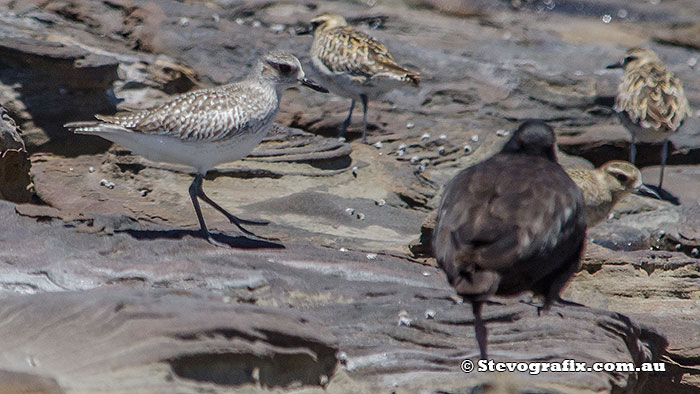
[64,121,129,135]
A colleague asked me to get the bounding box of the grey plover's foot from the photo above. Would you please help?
[236,217,270,226]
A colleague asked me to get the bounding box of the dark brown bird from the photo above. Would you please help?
[432,120,586,359]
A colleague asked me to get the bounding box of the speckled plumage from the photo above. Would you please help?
[65,51,321,173]
[64,51,327,244]
[610,47,691,188]
[95,83,278,142]
[566,161,644,227]
[305,13,420,143]
[433,120,586,359]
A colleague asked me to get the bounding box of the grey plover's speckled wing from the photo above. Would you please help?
[316,26,419,86]
[615,59,690,132]
[95,85,271,142]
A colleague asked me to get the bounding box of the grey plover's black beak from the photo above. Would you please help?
[300,78,329,93]
[606,61,623,69]
[635,183,662,200]
[295,24,313,35]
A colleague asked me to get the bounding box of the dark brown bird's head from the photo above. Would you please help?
[500,120,557,162]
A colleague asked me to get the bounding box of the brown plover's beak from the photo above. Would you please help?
[295,24,313,35]
[606,61,623,69]
[300,78,329,93]
[635,183,662,200]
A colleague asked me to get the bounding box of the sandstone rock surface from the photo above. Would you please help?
[0,0,699,392]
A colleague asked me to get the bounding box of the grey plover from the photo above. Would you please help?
[299,13,420,143]
[432,120,586,359]
[65,51,328,245]
[567,161,657,227]
[607,47,691,189]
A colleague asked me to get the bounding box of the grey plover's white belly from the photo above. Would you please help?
[102,121,273,174]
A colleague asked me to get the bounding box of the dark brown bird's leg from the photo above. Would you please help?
[338,99,355,137]
[472,301,488,360]
[538,256,584,315]
[360,94,369,144]
[189,174,269,241]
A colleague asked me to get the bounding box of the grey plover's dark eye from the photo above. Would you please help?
[615,173,628,183]
[277,63,292,74]
[623,56,637,65]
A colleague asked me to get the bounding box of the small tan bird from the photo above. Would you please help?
[566,161,656,227]
[607,47,691,189]
[300,13,420,143]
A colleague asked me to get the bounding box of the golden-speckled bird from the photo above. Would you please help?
[299,13,420,143]
[566,161,657,227]
[607,47,691,189]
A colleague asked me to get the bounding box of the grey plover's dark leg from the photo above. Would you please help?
[360,94,369,144]
[338,99,355,137]
[191,174,268,238]
[189,174,222,245]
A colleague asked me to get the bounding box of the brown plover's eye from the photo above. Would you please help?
[614,173,628,183]
[623,56,637,65]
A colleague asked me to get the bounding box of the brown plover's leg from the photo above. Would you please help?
[472,301,488,360]
[629,133,637,164]
[659,138,669,189]
[360,94,369,144]
[338,99,355,137]
[190,174,268,239]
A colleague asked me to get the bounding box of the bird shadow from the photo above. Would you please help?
[638,183,681,206]
[122,229,285,249]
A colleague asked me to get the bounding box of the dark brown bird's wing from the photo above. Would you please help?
[433,154,586,300]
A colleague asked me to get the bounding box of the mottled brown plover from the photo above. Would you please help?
[567,161,657,227]
[65,51,328,245]
[432,120,586,359]
[299,13,420,143]
[608,47,691,189]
